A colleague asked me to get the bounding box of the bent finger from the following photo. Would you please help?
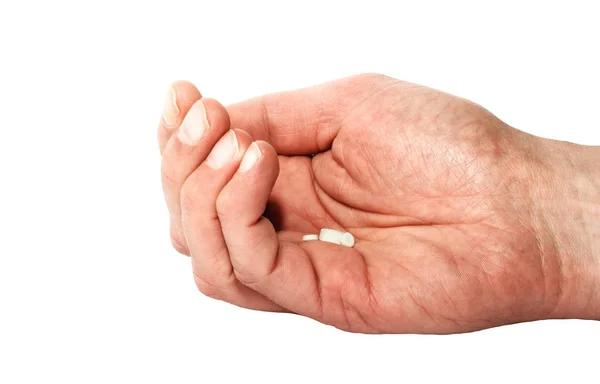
[181,131,284,311]
[158,81,202,155]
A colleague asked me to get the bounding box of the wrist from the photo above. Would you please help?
[523,136,600,319]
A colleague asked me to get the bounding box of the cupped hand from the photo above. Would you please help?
[158,74,567,333]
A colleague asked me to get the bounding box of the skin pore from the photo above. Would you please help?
[158,74,599,333]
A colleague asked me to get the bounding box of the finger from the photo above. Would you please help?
[216,141,323,318]
[158,81,202,155]
[181,131,284,311]
[226,73,398,155]
[217,141,377,331]
[217,141,280,278]
[161,98,230,255]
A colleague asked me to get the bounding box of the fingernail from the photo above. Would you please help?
[238,142,262,172]
[162,86,179,128]
[206,130,239,169]
[177,100,210,146]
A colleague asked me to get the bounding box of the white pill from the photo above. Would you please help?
[340,232,355,247]
[319,228,343,244]
[302,234,319,241]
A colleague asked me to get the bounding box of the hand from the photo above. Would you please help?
[158,74,600,333]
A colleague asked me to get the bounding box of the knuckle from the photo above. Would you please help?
[157,123,170,151]
[233,267,260,287]
[158,118,170,134]
[233,239,280,287]
[169,231,189,255]
[193,273,225,301]
[161,157,178,187]
[179,179,199,211]
[215,190,236,219]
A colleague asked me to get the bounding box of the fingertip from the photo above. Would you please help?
[255,140,277,158]
[199,98,231,132]
[257,140,280,180]
[158,80,202,153]
[175,98,233,148]
[164,81,202,128]
[171,80,202,104]
[232,128,253,143]
[238,141,262,172]
[237,140,279,175]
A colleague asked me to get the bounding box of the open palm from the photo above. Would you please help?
[159,74,560,333]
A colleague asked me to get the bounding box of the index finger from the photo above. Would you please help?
[226,73,397,155]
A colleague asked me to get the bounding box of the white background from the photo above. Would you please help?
[1,1,598,383]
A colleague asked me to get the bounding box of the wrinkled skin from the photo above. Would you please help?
[158,74,598,333]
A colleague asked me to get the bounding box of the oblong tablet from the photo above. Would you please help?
[340,232,355,247]
[302,234,319,241]
[319,228,343,244]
